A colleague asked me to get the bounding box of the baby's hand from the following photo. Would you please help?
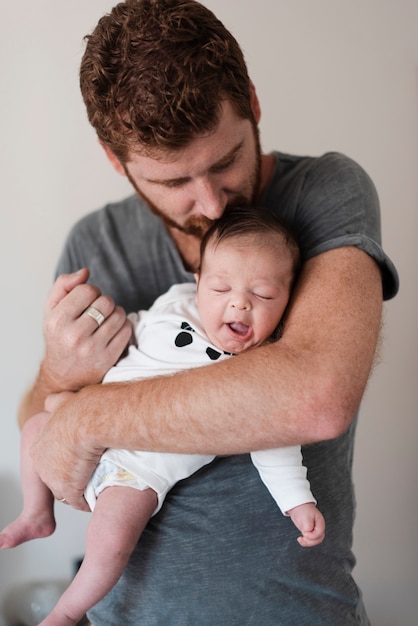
[287,502,326,547]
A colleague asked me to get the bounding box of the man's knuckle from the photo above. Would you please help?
[115,305,127,319]
[44,312,61,335]
[78,283,100,301]
[100,294,115,310]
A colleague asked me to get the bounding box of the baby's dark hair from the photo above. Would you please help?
[199,206,301,280]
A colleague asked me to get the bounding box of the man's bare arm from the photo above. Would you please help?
[31,247,383,508]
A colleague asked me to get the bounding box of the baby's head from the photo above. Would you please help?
[195,206,300,354]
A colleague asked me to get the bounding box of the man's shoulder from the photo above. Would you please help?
[61,192,164,265]
[272,150,371,185]
[267,150,378,221]
[72,193,157,236]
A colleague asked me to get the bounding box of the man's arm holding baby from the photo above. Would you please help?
[27,247,383,510]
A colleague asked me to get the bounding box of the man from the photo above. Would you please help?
[20,1,398,624]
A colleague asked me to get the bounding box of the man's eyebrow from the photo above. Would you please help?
[146,140,244,186]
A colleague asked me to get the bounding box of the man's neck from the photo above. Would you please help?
[168,227,201,273]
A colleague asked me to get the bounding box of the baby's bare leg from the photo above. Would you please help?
[40,485,158,626]
[0,412,56,549]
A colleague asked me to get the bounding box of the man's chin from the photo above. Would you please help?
[182,217,215,238]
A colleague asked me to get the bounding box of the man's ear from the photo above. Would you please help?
[99,141,126,176]
[249,82,261,124]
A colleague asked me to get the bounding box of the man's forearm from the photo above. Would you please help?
[62,348,320,456]
[68,344,355,455]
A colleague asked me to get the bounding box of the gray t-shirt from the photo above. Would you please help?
[57,152,398,625]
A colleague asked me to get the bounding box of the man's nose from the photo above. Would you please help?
[195,178,226,219]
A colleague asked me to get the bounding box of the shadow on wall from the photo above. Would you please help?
[0,473,27,618]
[0,471,24,561]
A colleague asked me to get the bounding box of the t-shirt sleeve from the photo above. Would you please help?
[295,153,399,300]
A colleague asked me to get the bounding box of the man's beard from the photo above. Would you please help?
[124,124,262,239]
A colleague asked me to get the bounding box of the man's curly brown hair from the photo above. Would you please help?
[80,0,253,162]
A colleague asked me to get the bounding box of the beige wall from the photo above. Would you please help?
[1,2,416,624]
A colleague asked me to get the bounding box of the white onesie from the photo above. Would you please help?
[84,283,315,516]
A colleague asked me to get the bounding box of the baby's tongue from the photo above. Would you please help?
[229,322,249,335]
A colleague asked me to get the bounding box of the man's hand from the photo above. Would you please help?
[42,268,132,392]
[19,269,132,426]
[31,391,105,511]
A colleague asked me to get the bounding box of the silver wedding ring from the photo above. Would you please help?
[86,306,106,327]
[56,497,67,503]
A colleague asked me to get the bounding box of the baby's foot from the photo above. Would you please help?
[0,513,55,549]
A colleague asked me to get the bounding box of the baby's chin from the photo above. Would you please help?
[211,325,257,355]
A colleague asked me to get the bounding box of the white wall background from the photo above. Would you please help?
[0,1,416,624]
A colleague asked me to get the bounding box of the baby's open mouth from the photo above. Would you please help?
[228,322,250,336]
